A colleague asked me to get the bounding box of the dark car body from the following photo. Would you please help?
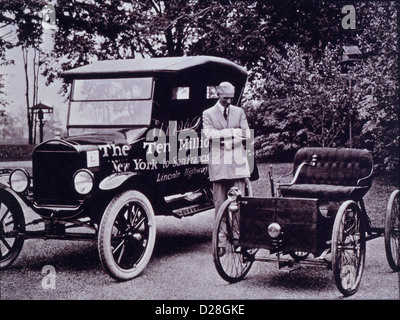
[26,56,247,221]
[0,56,248,280]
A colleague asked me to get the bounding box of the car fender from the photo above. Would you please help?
[99,172,140,191]
[0,180,8,189]
[0,169,12,189]
[0,187,24,209]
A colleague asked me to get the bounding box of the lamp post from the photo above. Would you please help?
[340,45,362,148]
[30,102,53,143]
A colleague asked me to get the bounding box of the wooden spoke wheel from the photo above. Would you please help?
[0,190,25,269]
[385,190,400,272]
[98,190,156,281]
[331,200,366,297]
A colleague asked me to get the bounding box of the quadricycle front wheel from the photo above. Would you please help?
[212,198,256,283]
[331,200,366,297]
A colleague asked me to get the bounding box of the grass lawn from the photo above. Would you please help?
[251,162,399,228]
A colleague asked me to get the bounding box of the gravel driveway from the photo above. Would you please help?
[1,207,399,301]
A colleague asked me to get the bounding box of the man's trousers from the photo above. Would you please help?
[212,178,246,217]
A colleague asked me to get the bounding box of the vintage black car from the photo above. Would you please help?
[0,56,248,281]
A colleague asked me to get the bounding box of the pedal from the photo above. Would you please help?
[315,249,331,261]
[277,264,301,273]
[277,259,302,273]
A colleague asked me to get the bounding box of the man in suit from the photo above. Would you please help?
[202,82,251,216]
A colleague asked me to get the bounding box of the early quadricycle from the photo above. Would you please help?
[212,147,399,296]
[0,56,249,281]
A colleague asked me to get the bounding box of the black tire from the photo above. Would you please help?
[384,189,400,272]
[98,190,156,281]
[212,198,255,283]
[0,190,25,269]
[331,200,366,296]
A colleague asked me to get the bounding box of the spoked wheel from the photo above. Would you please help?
[98,190,156,281]
[331,200,366,296]
[385,189,400,271]
[0,190,25,269]
[212,198,256,283]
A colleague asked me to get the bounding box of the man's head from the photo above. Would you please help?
[217,82,235,108]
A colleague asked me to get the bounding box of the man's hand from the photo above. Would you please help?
[233,129,244,141]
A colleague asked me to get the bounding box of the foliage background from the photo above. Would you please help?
[0,0,398,179]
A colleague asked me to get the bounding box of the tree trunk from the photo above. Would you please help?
[22,46,33,145]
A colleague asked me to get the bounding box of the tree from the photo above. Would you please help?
[242,43,353,161]
[354,2,399,176]
[21,46,43,144]
[45,1,266,86]
[0,72,10,143]
[1,0,397,177]
[0,0,45,144]
[0,111,25,144]
[0,3,15,129]
[241,1,398,176]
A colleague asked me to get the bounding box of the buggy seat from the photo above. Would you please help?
[278,148,374,201]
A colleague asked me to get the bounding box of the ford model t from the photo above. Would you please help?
[0,56,248,281]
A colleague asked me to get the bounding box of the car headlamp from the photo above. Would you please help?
[9,169,30,193]
[73,169,94,195]
[227,187,242,201]
[267,223,281,238]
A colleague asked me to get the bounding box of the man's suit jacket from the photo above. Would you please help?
[202,103,251,182]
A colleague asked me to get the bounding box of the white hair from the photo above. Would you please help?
[217,82,235,94]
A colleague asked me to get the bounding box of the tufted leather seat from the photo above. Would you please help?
[278,148,374,201]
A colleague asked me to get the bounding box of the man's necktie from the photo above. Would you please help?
[223,107,228,120]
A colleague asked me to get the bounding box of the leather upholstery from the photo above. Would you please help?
[279,148,373,201]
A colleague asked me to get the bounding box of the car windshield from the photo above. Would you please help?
[68,78,153,127]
